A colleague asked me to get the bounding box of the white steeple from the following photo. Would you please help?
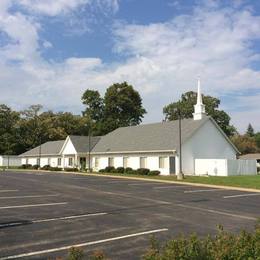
[193,77,206,120]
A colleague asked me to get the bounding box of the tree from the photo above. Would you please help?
[163,91,236,136]
[231,135,258,154]
[246,123,255,137]
[0,104,20,154]
[81,82,146,135]
[254,132,260,150]
[103,82,146,132]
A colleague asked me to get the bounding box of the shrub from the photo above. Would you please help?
[41,165,50,170]
[142,224,260,260]
[136,168,150,175]
[68,247,84,260]
[32,164,40,169]
[148,170,160,176]
[89,250,107,260]
[115,167,125,173]
[19,164,32,169]
[104,166,115,173]
[64,168,79,172]
[125,167,134,174]
[50,167,62,171]
[99,169,106,173]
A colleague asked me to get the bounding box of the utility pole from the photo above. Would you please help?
[88,126,91,173]
[38,136,42,169]
[177,107,184,180]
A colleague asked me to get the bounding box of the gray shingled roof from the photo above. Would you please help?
[92,117,209,153]
[69,135,101,153]
[239,153,260,160]
[20,140,65,157]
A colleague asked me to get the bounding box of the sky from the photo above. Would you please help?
[0,0,260,133]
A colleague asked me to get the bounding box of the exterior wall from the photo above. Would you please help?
[21,156,62,168]
[92,153,172,175]
[195,159,257,176]
[182,120,237,175]
[0,156,21,167]
[62,139,77,155]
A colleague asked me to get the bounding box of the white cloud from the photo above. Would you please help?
[0,1,259,132]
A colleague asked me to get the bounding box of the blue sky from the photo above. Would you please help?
[0,0,260,132]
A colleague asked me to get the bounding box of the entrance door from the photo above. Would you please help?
[169,156,176,174]
[79,157,86,170]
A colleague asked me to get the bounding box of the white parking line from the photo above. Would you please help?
[153,185,185,190]
[176,204,257,220]
[0,194,59,199]
[223,193,260,199]
[0,190,18,193]
[0,202,67,210]
[0,212,107,228]
[0,228,168,259]
[184,189,221,193]
[33,212,107,223]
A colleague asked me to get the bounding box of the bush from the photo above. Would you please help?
[148,170,160,176]
[89,250,107,260]
[136,168,150,175]
[41,165,50,170]
[19,164,32,169]
[68,247,84,260]
[143,224,260,260]
[125,167,134,174]
[64,168,79,172]
[99,169,106,173]
[32,164,40,169]
[50,167,62,171]
[104,166,115,173]
[115,167,125,173]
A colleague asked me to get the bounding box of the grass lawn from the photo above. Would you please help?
[97,172,260,190]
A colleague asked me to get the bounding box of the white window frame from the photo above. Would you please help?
[123,157,129,168]
[108,157,114,167]
[140,157,147,168]
[68,157,73,166]
[159,157,167,169]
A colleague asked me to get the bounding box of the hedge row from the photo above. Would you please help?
[143,224,260,260]
[19,164,79,172]
[99,166,160,176]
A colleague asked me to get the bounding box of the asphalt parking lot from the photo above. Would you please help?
[0,171,259,260]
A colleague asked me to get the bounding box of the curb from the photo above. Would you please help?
[6,169,260,193]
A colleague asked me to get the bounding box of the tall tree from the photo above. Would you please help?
[0,105,20,154]
[163,91,236,136]
[81,82,146,135]
[246,123,255,137]
[231,135,258,154]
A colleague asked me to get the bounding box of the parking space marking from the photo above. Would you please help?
[184,189,221,193]
[153,185,185,190]
[33,212,107,223]
[176,204,257,221]
[223,193,260,199]
[0,194,59,199]
[0,202,67,210]
[0,190,18,193]
[0,228,168,260]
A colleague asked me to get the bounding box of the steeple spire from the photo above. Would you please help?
[193,77,206,120]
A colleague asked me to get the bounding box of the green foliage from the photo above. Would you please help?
[163,91,237,136]
[64,168,79,172]
[32,164,40,169]
[19,164,32,169]
[81,82,146,135]
[143,224,260,260]
[115,167,125,173]
[246,123,255,137]
[148,170,160,176]
[89,250,107,260]
[104,166,115,173]
[67,247,84,260]
[231,134,258,154]
[41,165,51,170]
[136,168,150,175]
[125,167,134,173]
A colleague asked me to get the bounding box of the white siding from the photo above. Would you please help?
[195,159,257,176]
[182,120,237,174]
[92,153,172,175]
[62,139,77,155]
[0,156,21,167]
